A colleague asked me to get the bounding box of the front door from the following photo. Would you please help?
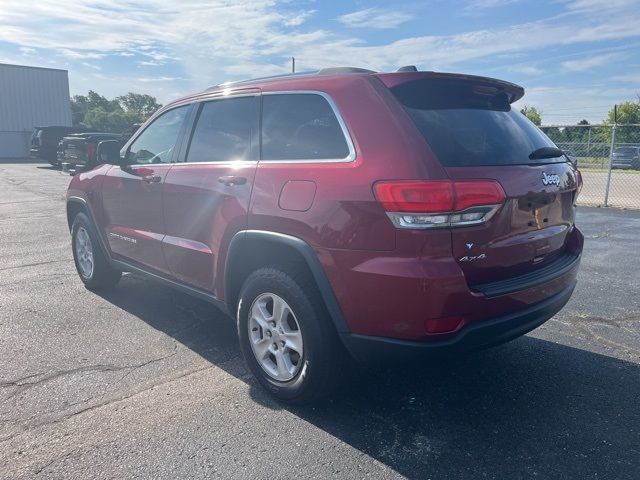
[101,105,191,273]
[162,94,259,292]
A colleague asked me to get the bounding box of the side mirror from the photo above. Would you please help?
[97,140,124,165]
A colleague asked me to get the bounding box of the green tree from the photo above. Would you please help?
[520,105,542,126]
[116,92,162,117]
[70,90,121,125]
[83,108,143,133]
[70,91,161,132]
[603,101,640,144]
[541,126,562,143]
[605,101,640,124]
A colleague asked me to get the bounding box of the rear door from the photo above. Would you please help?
[391,78,580,286]
[162,93,259,292]
[101,105,191,273]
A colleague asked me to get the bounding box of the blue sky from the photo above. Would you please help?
[1,0,638,124]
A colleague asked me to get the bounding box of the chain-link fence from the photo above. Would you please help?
[540,124,640,209]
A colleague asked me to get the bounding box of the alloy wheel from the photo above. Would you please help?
[75,226,94,279]
[248,293,304,381]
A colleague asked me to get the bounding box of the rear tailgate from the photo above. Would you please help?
[445,163,578,286]
[387,74,580,288]
[63,137,89,165]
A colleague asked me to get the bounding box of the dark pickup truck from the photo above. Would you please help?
[30,126,90,163]
[57,124,142,170]
[57,133,123,169]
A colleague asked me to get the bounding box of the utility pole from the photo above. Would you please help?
[292,57,295,73]
[604,104,617,207]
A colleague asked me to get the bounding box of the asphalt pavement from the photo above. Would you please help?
[1,161,639,479]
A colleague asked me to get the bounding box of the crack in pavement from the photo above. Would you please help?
[552,314,640,358]
[0,363,216,445]
[0,259,72,272]
[0,348,180,406]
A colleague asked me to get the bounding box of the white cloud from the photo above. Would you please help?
[561,53,621,71]
[81,62,101,70]
[562,0,640,12]
[508,65,543,75]
[60,49,105,60]
[0,0,638,105]
[138,60,165,67]
[338,8,413,29]
[611,72,640,83]
[466,0,522,9]
[137,76,185,82]
[513,85,637,124]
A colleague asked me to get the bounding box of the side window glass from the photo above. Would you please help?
[186,96,258,163]
[262,94,350,160]
[127,106,189,164]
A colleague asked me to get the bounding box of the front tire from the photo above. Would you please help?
[71,212,121,290]
[237,267,347,404]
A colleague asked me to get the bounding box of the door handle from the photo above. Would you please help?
[142,174,162,183]
[218,175,247,186]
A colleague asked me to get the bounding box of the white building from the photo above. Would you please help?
[0,63,72,158]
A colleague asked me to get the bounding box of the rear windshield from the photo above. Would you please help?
[392,79,563,167]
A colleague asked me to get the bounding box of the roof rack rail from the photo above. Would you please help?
[317,67,376,75]
[396,65,418,72]
[205,71,314,91]
[205,66,377,91]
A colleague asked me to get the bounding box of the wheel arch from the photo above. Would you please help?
[66,196,111,259]
[66,197,88,231]
[224,230,350,333]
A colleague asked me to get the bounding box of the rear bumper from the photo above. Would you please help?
[612,158,639,168]
[341,280,576,363]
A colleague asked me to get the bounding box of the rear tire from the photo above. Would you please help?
[237,267,347,404]
[71,212,121,290]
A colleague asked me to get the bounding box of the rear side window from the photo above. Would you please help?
[262,94,350,160]
[392,80,561,167]
[186,96,258,163]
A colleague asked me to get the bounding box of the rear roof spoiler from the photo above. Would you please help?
[375,71,525,104]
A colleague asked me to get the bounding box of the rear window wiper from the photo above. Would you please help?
[529,147,564,160]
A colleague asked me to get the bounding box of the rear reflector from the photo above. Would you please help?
[374,180,505,229]
[424,316,465,334]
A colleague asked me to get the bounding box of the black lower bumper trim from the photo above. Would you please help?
[341,281,576,363]
[470,253,580,298]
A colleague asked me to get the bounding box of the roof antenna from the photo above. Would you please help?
[396,65,418,72]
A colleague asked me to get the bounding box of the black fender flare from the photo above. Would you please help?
[225,230,350,334]
[66,196,111,257]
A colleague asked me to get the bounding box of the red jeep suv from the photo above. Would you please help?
[67,67,583,403]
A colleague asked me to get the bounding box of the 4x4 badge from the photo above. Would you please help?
[542,172,560,186]
[459,253,486,262]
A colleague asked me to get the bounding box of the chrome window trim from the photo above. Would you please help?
[171,160,259,167]
[259,90,356,164]
[132,90,356,167]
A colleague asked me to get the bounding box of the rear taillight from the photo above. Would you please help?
[374,179,505,229]
[575,170,583,201]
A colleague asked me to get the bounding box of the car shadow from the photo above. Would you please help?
[98,273,640,479]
